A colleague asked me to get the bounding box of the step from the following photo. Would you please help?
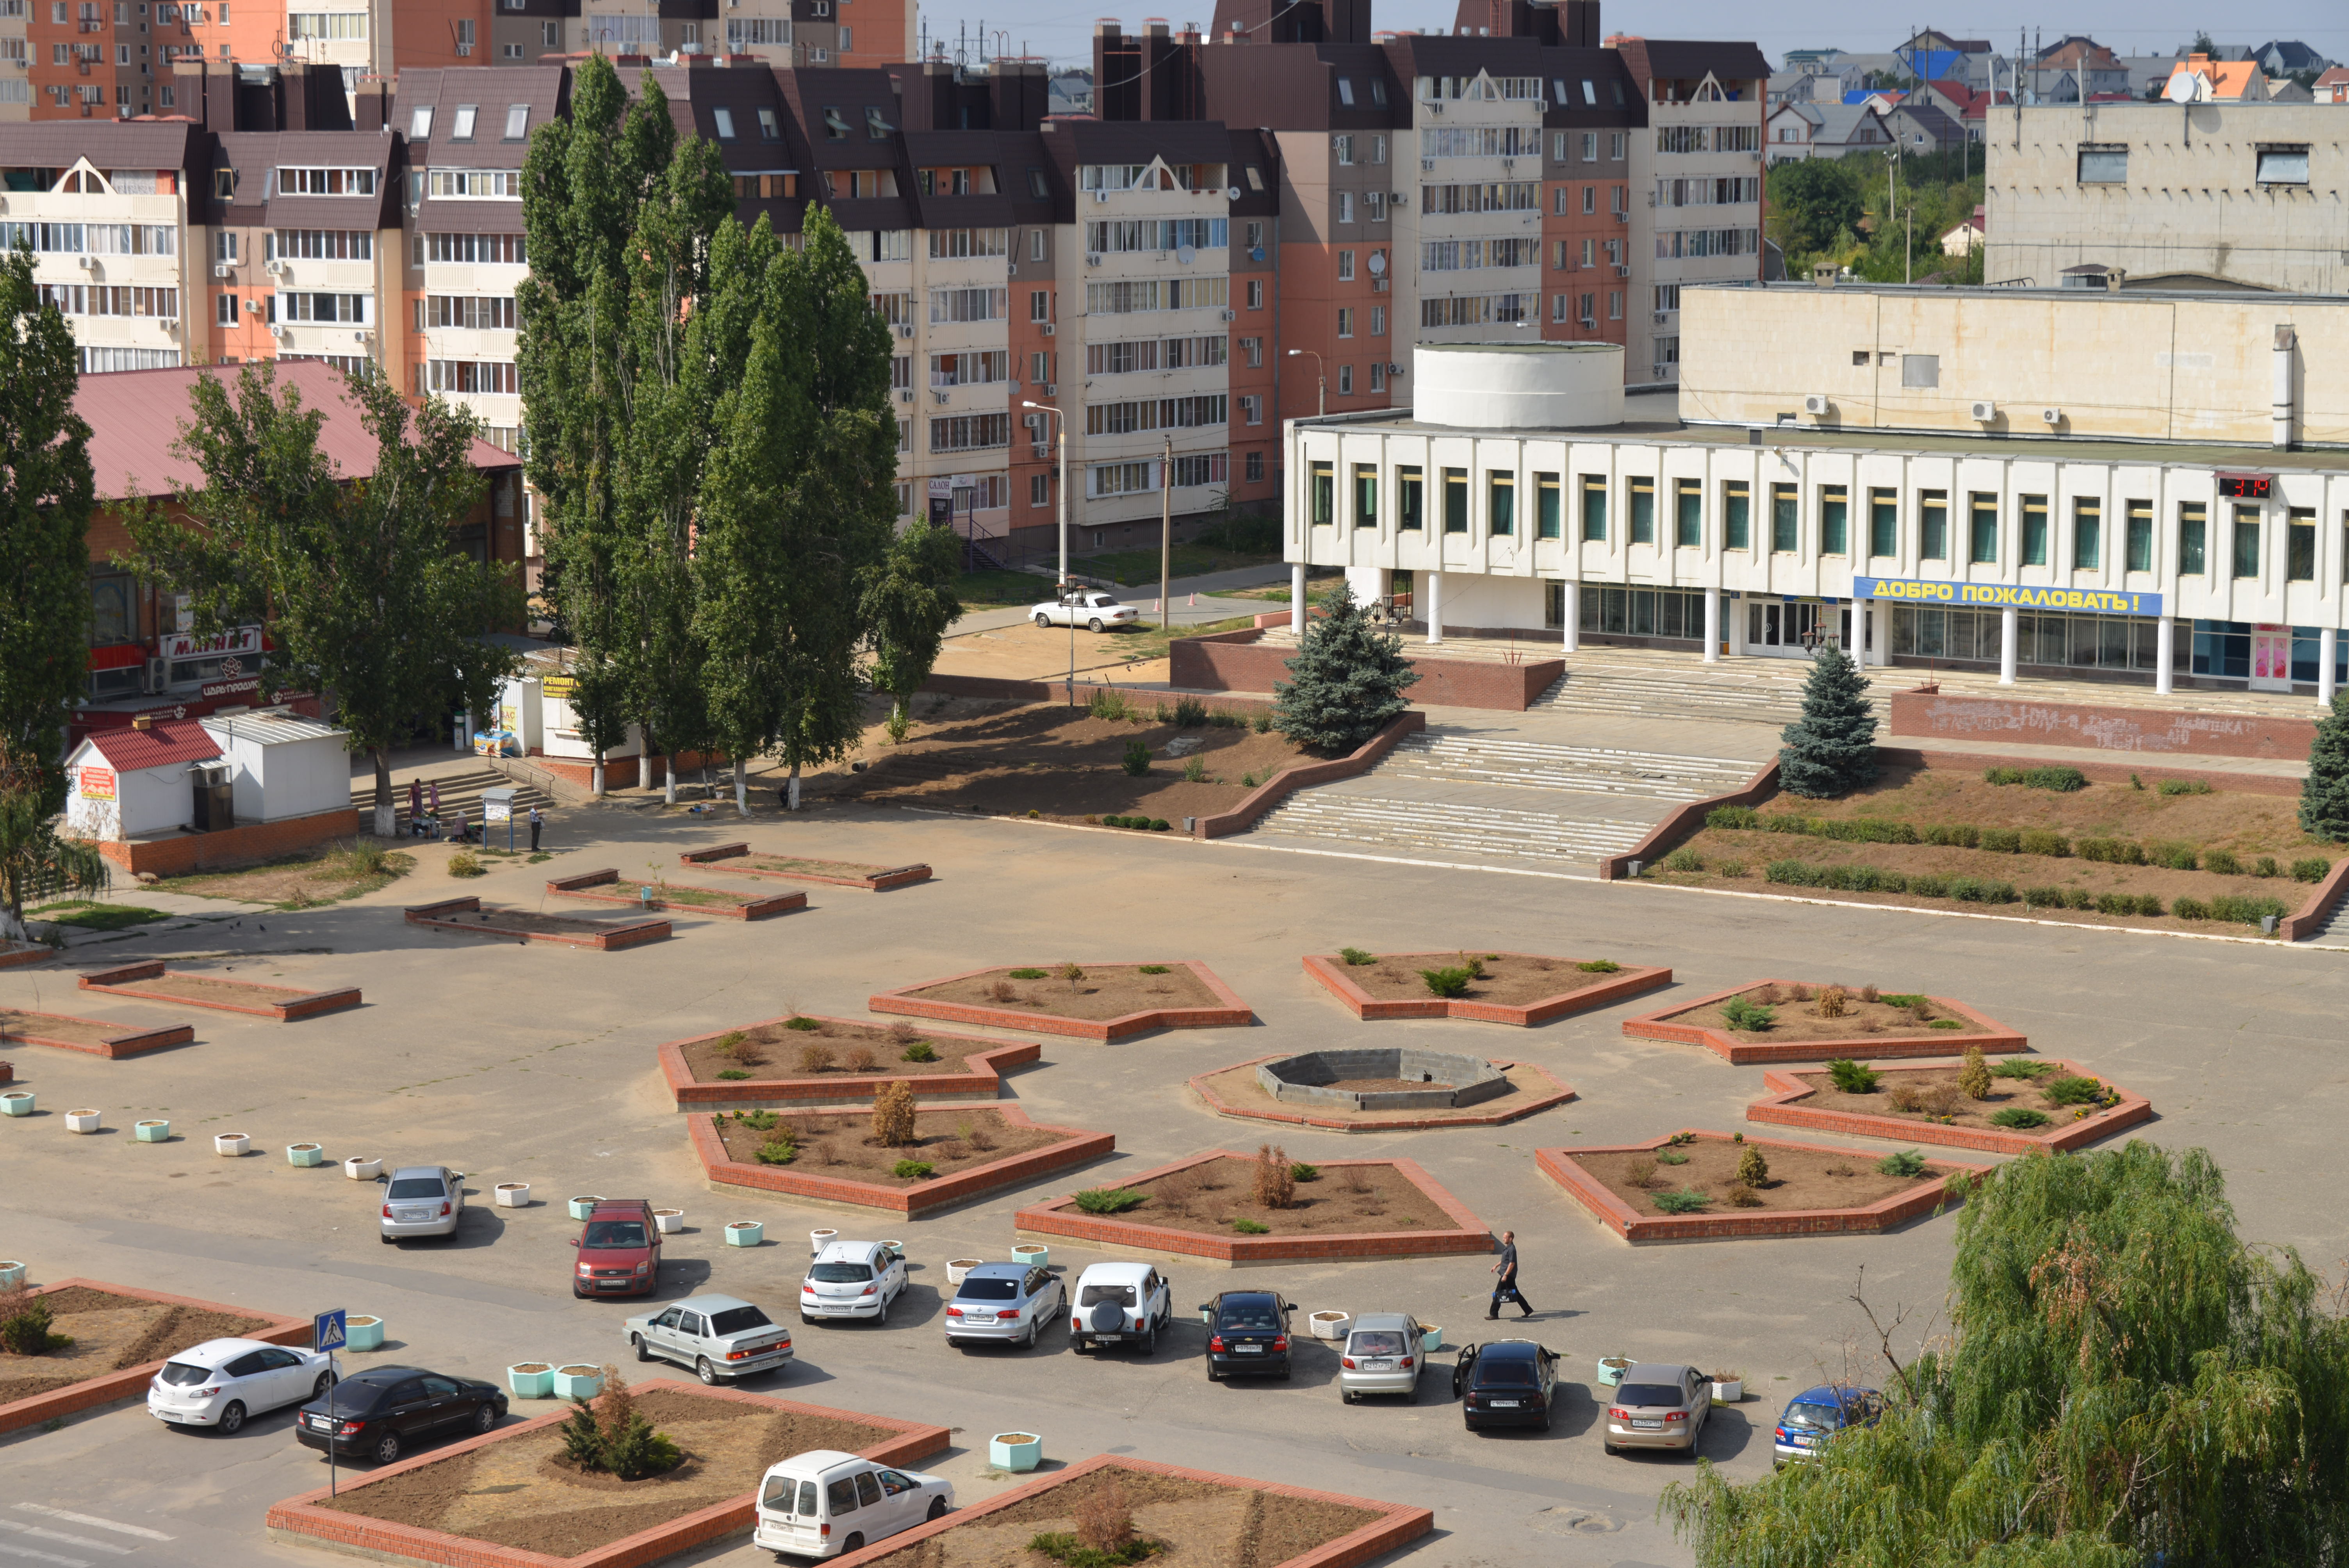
[1252,793,1653,862]
[353,767,558,828]
[1392,734,1760,795]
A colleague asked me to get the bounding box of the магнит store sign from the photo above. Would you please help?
[163,625,262,661]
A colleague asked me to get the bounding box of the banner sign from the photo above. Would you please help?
[202,676,262,700]
[164,625,263,661]
[540,676,574,700]
[1850,576,2163,619]
[80,766,116,800]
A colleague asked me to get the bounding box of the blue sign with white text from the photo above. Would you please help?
[1850,576,2163,618]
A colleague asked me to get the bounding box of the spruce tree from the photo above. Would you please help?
[1270,582,1420,753]
[2298,691,2349,842]
[1777,643,1877,798]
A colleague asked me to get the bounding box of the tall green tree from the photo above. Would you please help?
[1664,1142,2349,1566]
[1271,582,1420,753]
[2298,690,2349,841]
[1777,643,1877,798]
[0,247,107,937]
[1766,157,1865,259]
[861,515,964,746]
[121,364,525,837]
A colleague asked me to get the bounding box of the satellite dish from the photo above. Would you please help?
[2163,71,2209,103]
[1226,185,1242,199]
[1367,250,1387,275]
[1177,244,1196,265]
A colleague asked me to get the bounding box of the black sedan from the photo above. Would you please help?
[293,1365,507,1465]
[1453,1340,1560,1431]
[1201,1290,1293,1381]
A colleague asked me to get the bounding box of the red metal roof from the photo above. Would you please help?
[80,719,223,771]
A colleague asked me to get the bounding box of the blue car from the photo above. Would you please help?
[1772,1384,1884,1468]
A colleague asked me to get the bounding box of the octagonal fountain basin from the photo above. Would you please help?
[1255,1048,1509,1112]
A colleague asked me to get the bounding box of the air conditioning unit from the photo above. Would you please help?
[1092,190,1110,203]
[1803,394,1831,415]
[1006,263,1016,275]
[1220,308,1236,321]
[1653,311,1670,325]
[1970,400,1998,422]
[1387,362,1404,376]
[143,656,168,694]
[931,388,950,404]
[1085,253,1102,266]
[2041,406,2063,426]
[1420,157,1435,171]
[896,323,913,337]
[1615,264,1630,277]
[1372,277,1389,292]
[1391,192,1408,206]
[1023,413,1042,429]
[1044,383,1055,396]
[269,323,286,337]
[1032,443,1051,458]
[1579,317,1595,328]
[75,253,94,270]
[212,262,233,278]
[898,387,913,402]
[1426,101,1442,115]
[264,258,284,274]
[1534,100,1547,112]
[1041,322,1055,335]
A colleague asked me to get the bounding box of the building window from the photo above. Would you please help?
[1674,479,1701,548]
[1246,451,1264,483]
[1820,485,1848,555]
[1337,249,1355,282]
[1611,132,1626,159]
[1968,494,1998,564]
[1488,471,1514,536]
[1868,487,1897,558]
[1918,490,1948,559]
[2288,507,2315,581]
[1397,465,1422,529]
[1337,306,1355,338]
[1580,475,1606,542]
[2077,144,2128,183]
[1608,290,1622,321]
[1628,476,1654,544]
[2178,502,2205,574]
[1241,336,1262,367]
[1369,362,1386,392]
[1030,474,1048,507]
[1310,461,1334,524]
[1442,467,1469,533]
[1770,483,1798,553]
[1336,191,1354,223]
[215,291,237,325]
[2232,506,2260,579]
[1336,363,1353,395]
[1030,228,1047,260]
[1580,131,1597,160]
[1370,305,1385,336]
[1581,185,1595,214]
[1246,278,1264,309]
[2256,146,2310,186]
[1354,464,1378,526]
[2020,494,2048,566]
[1334,133,1354,164]
[1901,354,1939,388]
[2126,500,2153,572]
[1724,481,1749,550]
[1533,473,1561,539]
[1239,394,1262,424]
[2073,498,2101,570]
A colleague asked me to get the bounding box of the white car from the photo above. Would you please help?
[148,1337,337,1434]
[1068,1261,1174,1354]
[800,1240,909,1325]
[753,1449,953,1559]
[1031,590,1139,631]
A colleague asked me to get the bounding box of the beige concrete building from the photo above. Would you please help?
[1983,102,2347,294]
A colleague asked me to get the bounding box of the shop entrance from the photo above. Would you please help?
[1747,600,1850,658]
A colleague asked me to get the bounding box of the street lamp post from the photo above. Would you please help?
[1286,347,1325,417]
[1021,399,1075,705]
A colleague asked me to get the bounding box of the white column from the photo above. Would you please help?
[2321,627,2338,708]
[1290,561,1306,636]
[2156,614,2176,695]
[1702,586,1720,663]
[1873,598,1892,667]
[1425,571,1444,645]
[1561,580,1580,653]
[1728,594,1745,656]
[1998,604,2019,686]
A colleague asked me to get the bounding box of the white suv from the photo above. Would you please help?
[1068,1262,1173,1355]
[800,1240,909,1325]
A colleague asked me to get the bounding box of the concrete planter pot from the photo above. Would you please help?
[569,1195,604,1221]
[2,1090,34,1116]
[344,1156,381,1180]
[0,1262,25,1291]
[65,1109,102,1134]
[1711,1379,1744,1406]
[346,1316,385,1351]
[945,1259,982,1286]
[724,1220,764,1248]
[1420,1325,1444,1352]
[1308,1311,1351,1340]
[809,1227,838,1256]
[654,1208,684,1234]
[287,1142,324,1167]
[881,1239,905,1259]
[552,1364,602,1401]
[214,1132,250,1158]
[1011,1243,1050,1270]
[495,1182,531,1208]
[134,1119,170,1142]
[989,1432,1043,1472]
[1597,1356,1630,1387]
[507,1363,555,1399]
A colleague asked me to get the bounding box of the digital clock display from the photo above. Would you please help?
[2217,473,2273,499]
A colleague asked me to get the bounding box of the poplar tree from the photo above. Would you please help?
[1777,643,1878,798]
[861,516,964,745]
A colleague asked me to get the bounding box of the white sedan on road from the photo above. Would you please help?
[148,1337,337,1434]
[1031,590,1139,631]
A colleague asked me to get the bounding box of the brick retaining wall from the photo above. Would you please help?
[1890,690,2316,759]
[0,1278,308,1436]
[81,806,358,878]
[1170,627,1561,711]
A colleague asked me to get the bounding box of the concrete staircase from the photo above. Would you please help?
[1251,787,1662,863]
[351,766,559,832]
[1539,661,1832,727]
[1389,732,1758,801]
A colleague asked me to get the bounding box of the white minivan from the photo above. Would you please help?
[752,1449,953,1560]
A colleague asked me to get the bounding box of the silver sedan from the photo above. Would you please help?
[943,1263,1065,1349]
[624,1294,793,1383]
[378,1166,465,1244]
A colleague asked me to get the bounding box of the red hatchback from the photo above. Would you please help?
[572,1199,662,1298]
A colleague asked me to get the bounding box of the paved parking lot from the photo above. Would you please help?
[3,800,2344,1568]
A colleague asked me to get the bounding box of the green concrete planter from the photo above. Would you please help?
[724,1220,764,1247]
[552,1364,602,1401]
[989,1432,1043,1472]
[569,1195,602,1221]
[346,1315,384,1352]
[0,1262,24,1291]
[1421,1325,1444,1351]
[135,1119,171,1142]
[287,1142,324,1167]
[1011,1243,1050,1270]
[1597,1356,1629,1387]
[2,1091,34,1116]
[507,1363,555,1399]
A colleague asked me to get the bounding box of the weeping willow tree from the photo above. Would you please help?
[1663,1142,2349,1567]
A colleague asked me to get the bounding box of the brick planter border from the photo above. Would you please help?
[659,1015,1041,1110]
[828,1453,1433,1568]
[0,1006,193,1059]
[1620,981,2026,1065]
[869,961,1253,1042]
[1189,1054,1577,1133]
[0,1277,308,1436]
[1016,1149,1493,1265]
[78,959,360,1021]
[264,1380,950,1568]
[404,896,671,951]
[547,868,806,921]
[0,940,53,970]
[690,1104,1113,1216]
[1747,1058,2153,1155]
[1536,1130,1989,1244]
[681,844,932,891]
[1302,952,1673,1025]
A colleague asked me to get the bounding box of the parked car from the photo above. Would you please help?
[800,1240,909,1325]
[1452,1339,1561,1430]
[1602,1362,1713,1455]
[378,1165,465,1244]
[1030,590,1138,631]
[293,1365,506,1466]
[752,1449,953,1560]
[1337,1313,1426,1404]
[147,1338,337,1434]
[1069,1262,1173,1354]
[1201,1289,1292,1381]
[943,1262,1065,1350]
[626,1294,792,1383]
[571,1198,663,1299]
[1773,1383,1885,1468]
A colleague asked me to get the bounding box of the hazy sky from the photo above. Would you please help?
[915,2,2349,73]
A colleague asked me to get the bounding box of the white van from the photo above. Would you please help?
[752,1449,954,1560]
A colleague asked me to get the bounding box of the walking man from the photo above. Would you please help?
[528,805,544,853]
[1487,1229,1533,1319]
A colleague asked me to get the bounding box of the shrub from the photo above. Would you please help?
[843,1045,880,1074]
[1736,1144,1771,1187]
[1059,962,1087,991]
[1778,643,1879,798]
[734,1108,781,1131]
[1662,847,1703,873]
[988,980,1019,1002]
[1007,968,1047,980]
[902,1041,938,1064]
[1929,1018,1964,1030]
[1252,1143,1297,1209]
[2023,885,2064,907]
[1150,819,1171,832]
[2254,856,2279,878]
[1576,959,1622,973]
[2044,1075,2105,1107]
[1625,1156,1660,1188]
[2208,894,2288,927]
[1984,766,2026,786]
[796,1043,836,1074]
[1072,1477,1146,1561]
[1760,814,1814,834]
[0,1295,66,1356]
[1707,804,1759,829]
[561,1372,682,1481]
[1656,1147,1690,1166]
[1652,1188,1711,1215]
[1232,1219,1270,1235]
[1289,1162,1321,1183]
[871,1079,918,1146]
[716,1068,751,1080]
[1990,1106,2052,1129]
[2024,766,2088,792]
[1959,1046,1992,1101]
[2132,894,2166,916]
[2171,895,2210,920]
[1908,875,1950,898]
[1417,964,1475,998]
[447,852,483,878]
[1922,823,1982,848]
[1826,1058,1880,1094]
[1880,993,1927,1011]
[2078,837,2148,865]
[785,1015,823,1031]
[1251,712,1273,733]
[1121,739,1151,778]
[1174,695,1208,727]
[1876,1150,1929,1177]
[1991,1058,2056,1080]
[1137,963,1170,974]
[1089,688,1132,721]
[1207,709,1246,729]
[1181,755,1208,784]
[1338,947,1377,966]
[892,1160,937,1179]
[2203,848,2242,876]
[1816,984,1848,1018]
[2018,829,2071,858]
[2292,857,2331,882]
[1717,857,1748,877]
[1725,1183,1765,1208]
[2064,888,2094,909]
[1979,828,2022,854]
[2157,778,2212,796]
[753,1137,798,1165]
[1721,995,1776,1031]
[1073,1187,1148,1215]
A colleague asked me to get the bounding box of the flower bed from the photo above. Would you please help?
[548,868,806,920]
[0,1005,192,1059]
[1621,980,2026,1065]
[1747,1058,2152,1155]
[404,896,670,951]
[871,961,1251,1042]
[691,1104,1112,1216]
[1537,1131,1988,1244]
[1016,1149,1491,1265]
[264,1380,950,1568]
[660,1014,1040,1110]
[1302,950,1671,1025]
[0,1278,307,1436]
[681,844,931,891]
[1189,1054,1576,1133]
[834,1454,1431,1568]
[77,959,360,1020]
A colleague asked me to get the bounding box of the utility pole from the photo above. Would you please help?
[1023,398,1073,705]
[1160,434,1174,637]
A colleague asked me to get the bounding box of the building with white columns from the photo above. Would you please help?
[1280,281,2349,700]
